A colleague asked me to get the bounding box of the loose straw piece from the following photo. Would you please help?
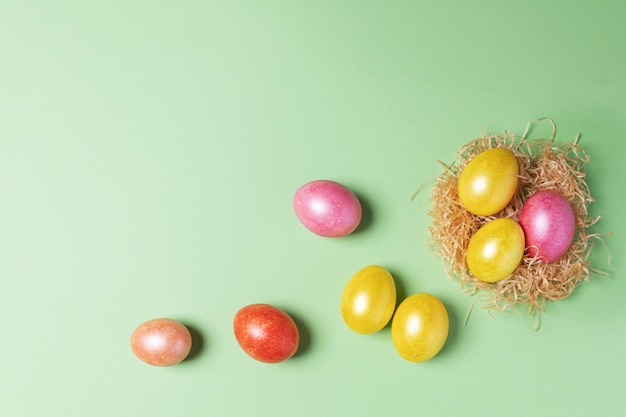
[409,182,426,201]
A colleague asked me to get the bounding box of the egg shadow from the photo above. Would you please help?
[182,323,206,362]
[285,310,312,359]
[386,267,409,309]
[351,190,374,235]
[431,295,464,361]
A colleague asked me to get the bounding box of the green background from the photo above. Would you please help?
[1,1,624,416]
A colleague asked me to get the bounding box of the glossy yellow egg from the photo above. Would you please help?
[341,265,396,334]
[466,218,525,283]
[391,293,449,362]
[457,148,519,216]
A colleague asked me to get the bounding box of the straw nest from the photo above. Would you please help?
[428,122,606,319]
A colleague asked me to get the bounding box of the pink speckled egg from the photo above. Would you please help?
[519,190,576,263]
[293,180,362,237]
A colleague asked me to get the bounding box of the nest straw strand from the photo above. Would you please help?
[428,129,604,316]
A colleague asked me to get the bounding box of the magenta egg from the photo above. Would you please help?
[293,180,362,237]
[519,190,576,263]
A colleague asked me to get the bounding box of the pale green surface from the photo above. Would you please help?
[1,1,624,416]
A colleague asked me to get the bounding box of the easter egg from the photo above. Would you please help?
[457,148,519,216]
[293,180,362,237]
[466,218,525,282]
[391,293,449,362]
[130,318,192,366]
[341,265,396,334]
[519,190,576,262]
[233,304,299,363]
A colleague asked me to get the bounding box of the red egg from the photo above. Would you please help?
[519,190,576,262]
[293,180,362,237]
[233,304,299,363]
[130,318,192,366]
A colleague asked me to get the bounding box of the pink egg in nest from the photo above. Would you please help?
[519,190,576,263]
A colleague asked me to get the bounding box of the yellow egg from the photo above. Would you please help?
[466,218,525,283]
[457,148,519,216]
[341,265,396,334]
[391,293,449,362]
